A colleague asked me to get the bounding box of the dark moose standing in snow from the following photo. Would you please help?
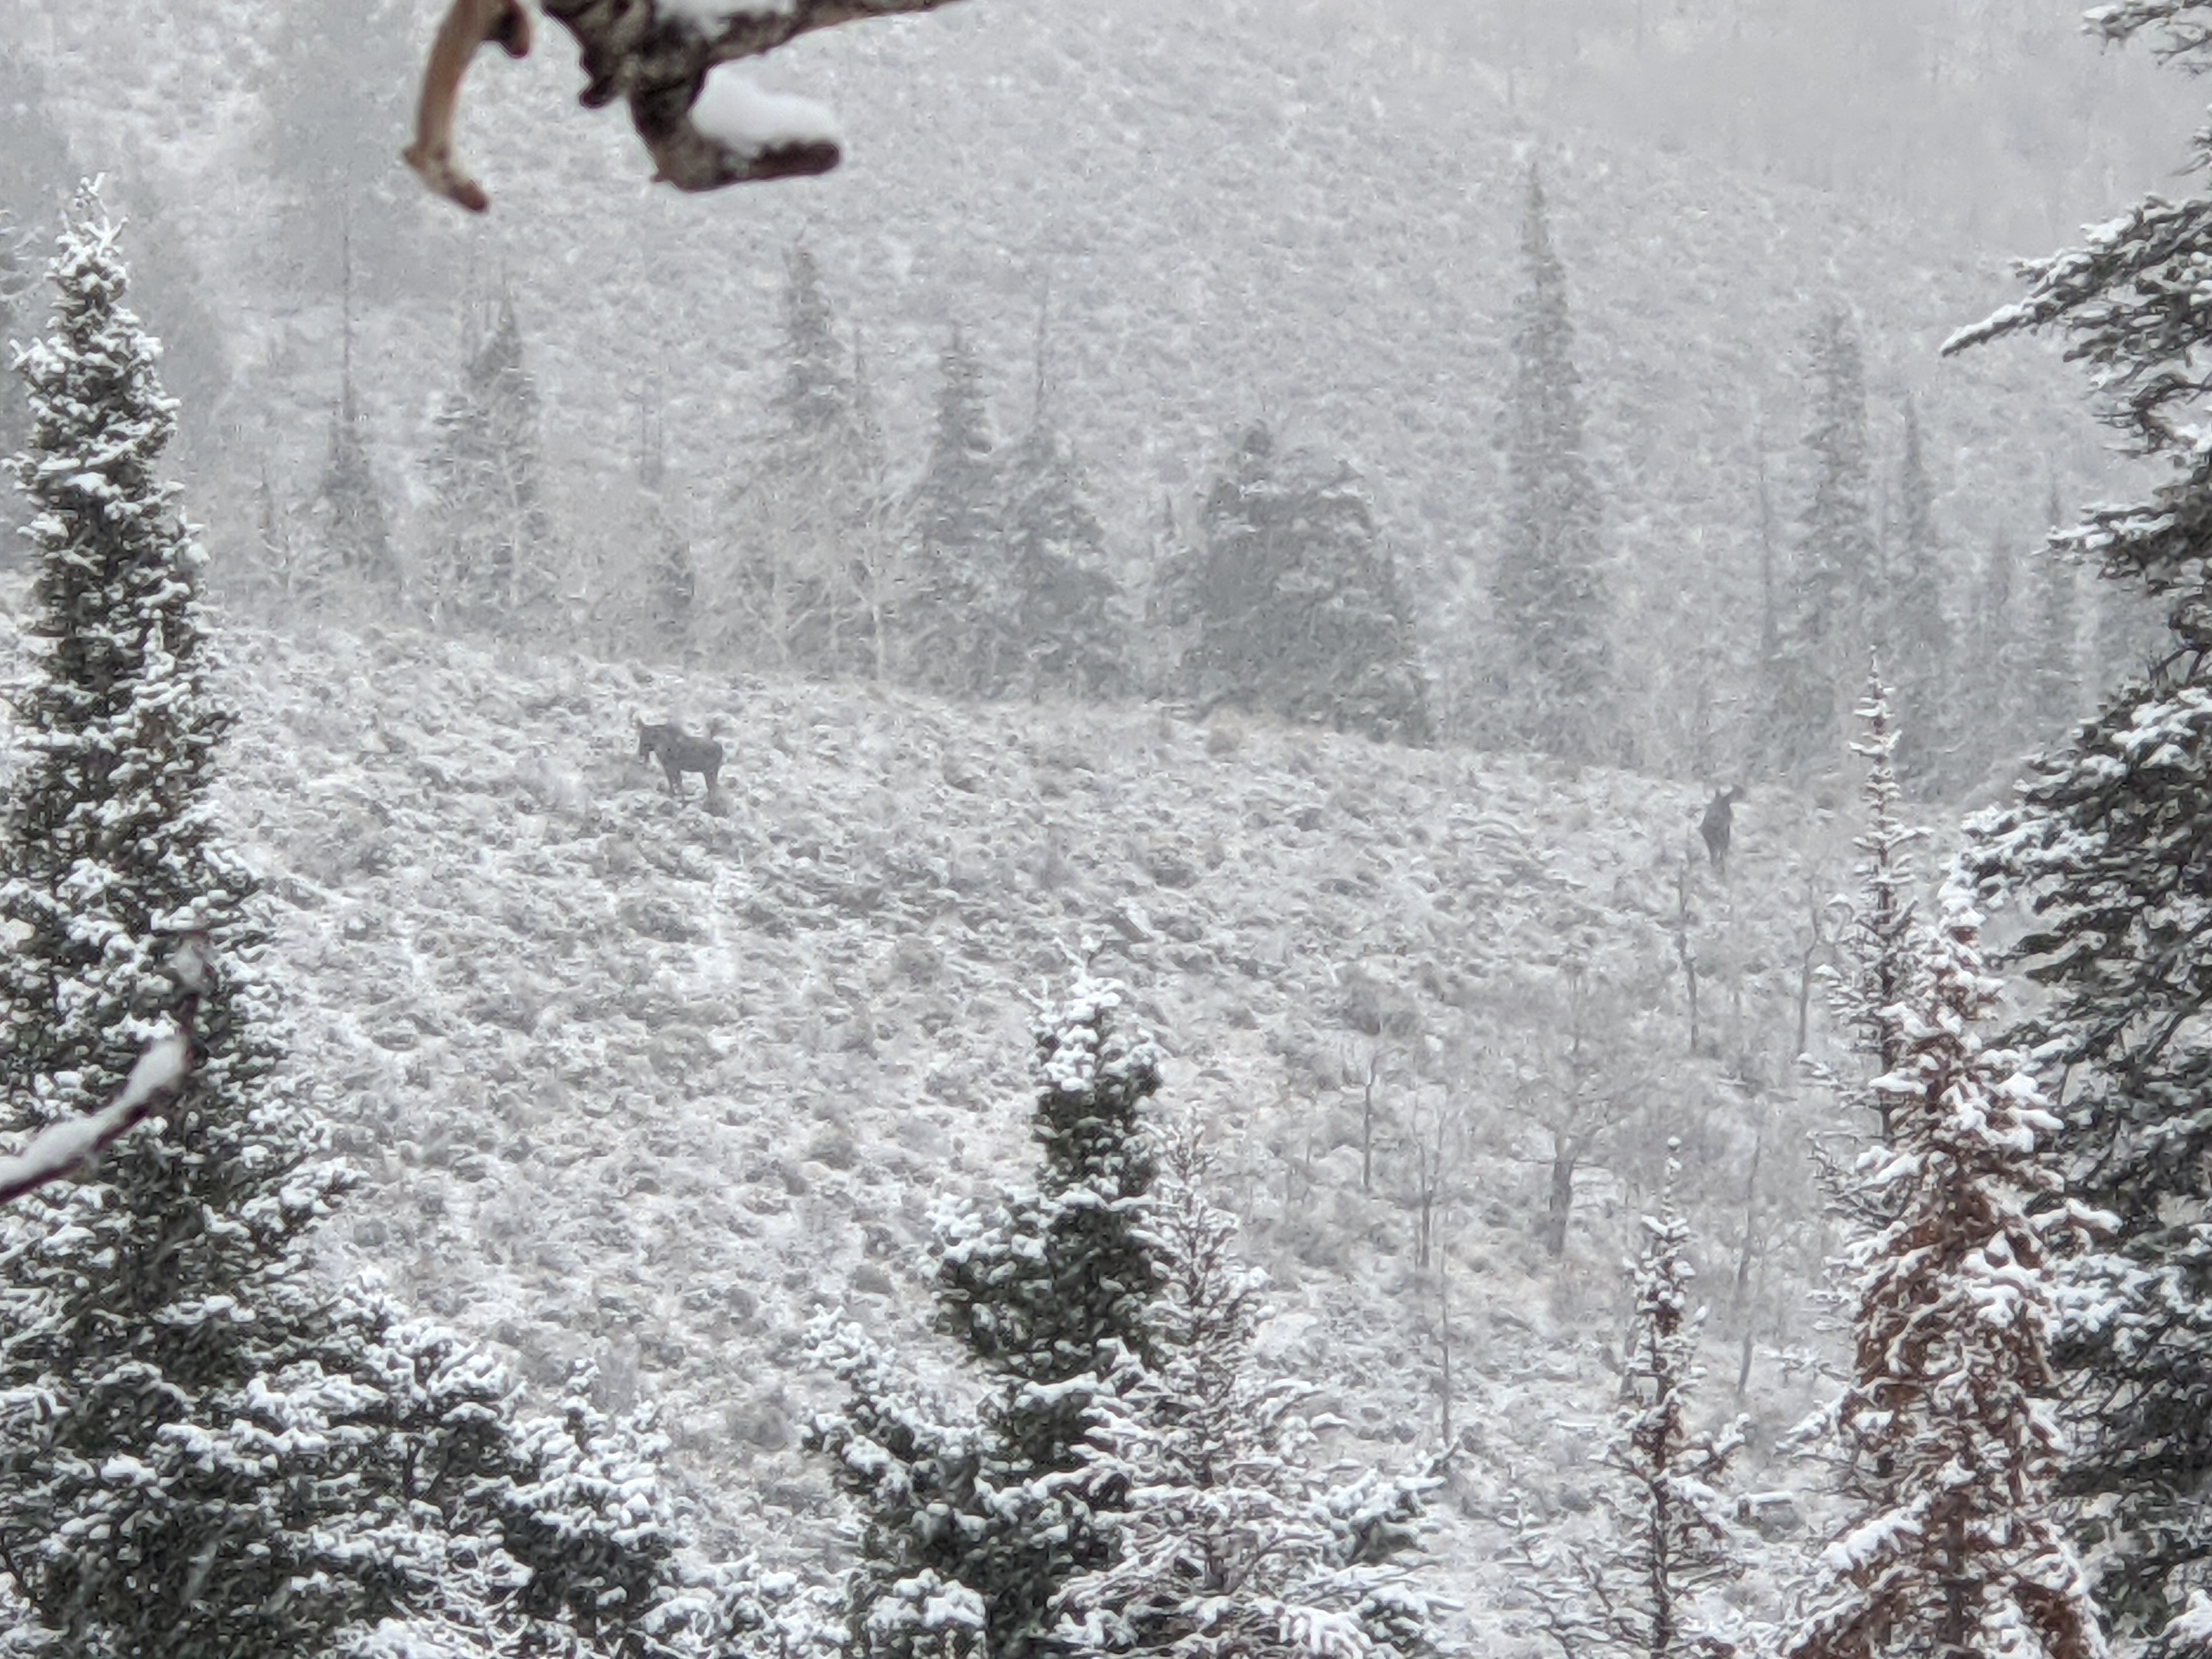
[1699,786,1742,873]
[635,716,724,800]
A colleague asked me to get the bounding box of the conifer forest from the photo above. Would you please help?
[10,1,2212,1655]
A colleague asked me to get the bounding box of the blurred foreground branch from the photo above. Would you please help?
[0,934,209,1206]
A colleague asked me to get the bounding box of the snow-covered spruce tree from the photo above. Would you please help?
[1941,16,2212,1632]
[1056,1125,1435,1659]
[1781,890,2101,1659]
[1968,533,2024,776]
[1514,1153,1744,1659]
[902,326,1006,697]
[1884,401,1950,789]
[315,342,396,596]
[1770,306,1877,779]
[1170,423,1431,744]
[810,979,1166,1659]
[423,291,552,631]
[1489,164,1610,763]
[0,185,696,1659]
[721,245,887,678]
[1821,669,1926,1148]
[1001,308,1126,703]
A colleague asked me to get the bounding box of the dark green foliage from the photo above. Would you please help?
[1770,306,1876,777]
[903,327,1006,694]
[1490,166,1610,761]
[1883,401,1950,788]
[1947,14,2212,1637]
[773,245,858,445]
[1959,676,2212,1634]
[317,368,396,593]
[0,185,693,1659]
[1002,416,1126,702]
[1057,1130,1436,1659]
[424,295,551,630]
[1970,534,2022,773]
[1170,423,1430,745]
[1,188,250,1109]
[729,247,888,679]
[649,503,697,650]
[814,983,1165,1659]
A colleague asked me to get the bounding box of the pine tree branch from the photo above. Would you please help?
[0,934,209,1206]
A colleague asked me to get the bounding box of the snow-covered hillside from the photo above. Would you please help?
[1,0,2169,782]
[0,591,1897,1642]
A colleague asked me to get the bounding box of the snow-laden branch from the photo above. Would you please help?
[0,934,208,1206]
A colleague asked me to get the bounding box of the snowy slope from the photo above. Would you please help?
[0,593,1891,1641]
[5,0,2160,760]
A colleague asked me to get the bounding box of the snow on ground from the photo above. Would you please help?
[2,600,1862,1645]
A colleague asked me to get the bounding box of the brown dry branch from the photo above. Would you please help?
[411,0,968,212]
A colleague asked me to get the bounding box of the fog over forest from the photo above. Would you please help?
[2,3,2212,1658]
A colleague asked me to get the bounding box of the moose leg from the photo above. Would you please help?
[659,755,684,797]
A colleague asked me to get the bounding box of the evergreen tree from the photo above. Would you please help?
[1055,1127,1435,1659]
[1515,1154,1745,1659]
[2025,482,2080,740]
[1970,533,2023,777]
[1771,306,1877,777]
[1491,165,1610,762]
[634,376,695,655]
[1170,424,1431,744]
[1001,301,1126,702]
[1944,37,2212,1628]
[261,0,420,297]
[2092,579,2159,697]
[1823,670,1926,1147]
[423,292,550,631]
[811,980,1166,1659]
[724,247,885,678]
[1780,891,2101,1659]
[1884,402,1949,788]
[646,502,697,652]
[0,181,693,1659]
[902,326,1005,695]
[318,380,392,590]
[315,274,395,596]
[771,244,857,444]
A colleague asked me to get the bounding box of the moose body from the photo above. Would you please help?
[635,719,723,800]
[1700,786,1743,873]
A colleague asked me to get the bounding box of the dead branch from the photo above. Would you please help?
[410,0,968,210]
